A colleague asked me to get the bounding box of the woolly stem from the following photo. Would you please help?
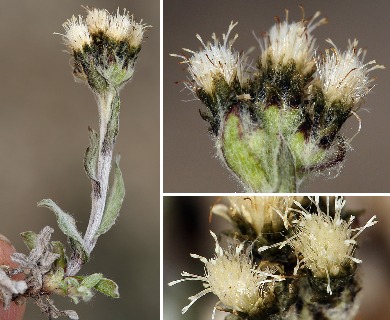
[66,91,118,276]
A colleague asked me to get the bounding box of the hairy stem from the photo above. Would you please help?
[84,92,115,250]
[66,91,118,276]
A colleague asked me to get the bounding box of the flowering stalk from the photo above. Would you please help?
[172,10,384,192]
[169,196,377,320]
[0,7,148,319]
[59,7,147,275]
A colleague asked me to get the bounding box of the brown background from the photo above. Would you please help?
[0,0,159,319]
[164,196,390,320]
[164,0,390,192]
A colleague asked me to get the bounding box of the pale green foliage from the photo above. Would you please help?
[97,157,125,236]
[84,127,99,181]
[38,199,89,263]
[81,273,104,289]
[94,278,120,298]
[21,231,38,250]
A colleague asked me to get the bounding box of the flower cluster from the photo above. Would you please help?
[173,10,384,192]
[169,196,377,320]
[61,7,148,93]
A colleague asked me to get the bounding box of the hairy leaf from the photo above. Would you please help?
[45,268,66,294]
[65,277,80,288]
[81,273,103,289]
[276,140,297,193]
[37,199,89,263]
[84,127,99,181]
[97,156,125,236]
[64,310,79,320]
[0,269,27,309]
[21,231,38,250]
[94,278,119,298]
[84,127,101,196]
[52,241,67,270]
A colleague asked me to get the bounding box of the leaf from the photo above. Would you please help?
[44,268,65,294]
[84,127,101,196]
[65,276,80,288]
[63,310,79,320]
[96,156,125,236]
[20,231,38,250]
[276,140,297,193]
[52,241,67,270]
[37,199,89,263]
[94,278,119,298]
[84,127,99,181]
[0,269,27,309]
[81,273,103,289]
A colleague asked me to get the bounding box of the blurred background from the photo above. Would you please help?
[164,0,390,192]
[0,0,159,319]
[164,196,390,320]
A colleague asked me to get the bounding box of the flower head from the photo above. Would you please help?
[315,39,385,108]
[106,8,133,41]
[289,196,377,294]
[168,231,283,317]
[212,196,296,236]
[85,8,110,34]
[62,15,92,51]
[172,22,248,95]
[260,11,326,75]
[104,8,147,48]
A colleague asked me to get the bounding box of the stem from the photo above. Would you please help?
[84,91,115,251]
[66,90,117,276]
[66,256,84,276]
